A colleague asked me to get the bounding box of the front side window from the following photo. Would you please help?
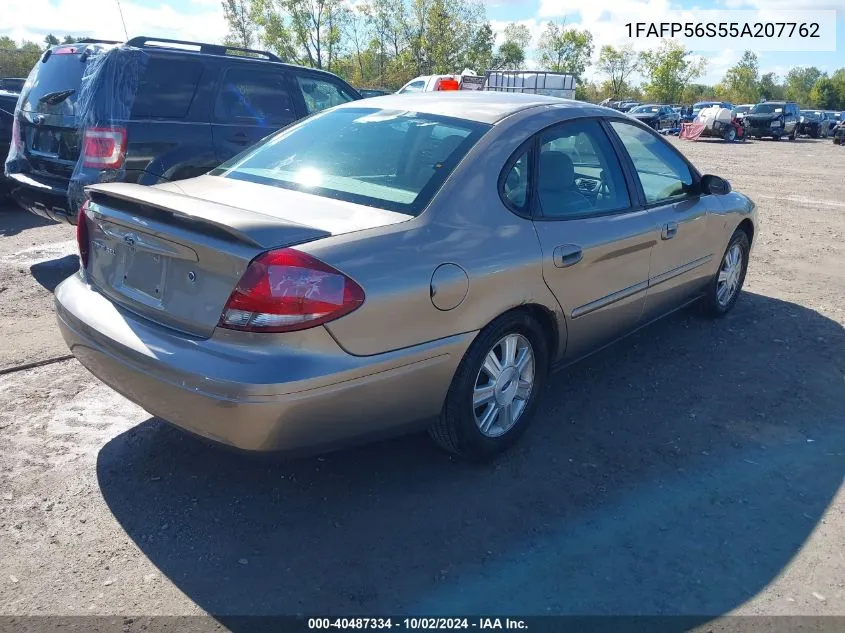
[610,120,696,204]
[214,67,295,126]
[296,76,356,114]
[536,120,630,219]
[210,107,489,215]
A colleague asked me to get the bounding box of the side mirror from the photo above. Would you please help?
[702,174,731,196]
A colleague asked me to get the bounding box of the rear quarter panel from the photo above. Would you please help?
[303,105,575,358]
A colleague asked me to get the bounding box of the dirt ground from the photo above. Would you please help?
[0,136,843,626]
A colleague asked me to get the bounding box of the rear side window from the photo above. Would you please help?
[537,120,630,218]
[131,58,203,119]
[296,76,356,115]
[214,67,296,126]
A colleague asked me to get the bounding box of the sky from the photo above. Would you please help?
[2,0,843,85]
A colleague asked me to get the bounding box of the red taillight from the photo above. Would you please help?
[82,126,127,169]
[53,46,79,55]
[76,201,90,269]
[219,248,365,333]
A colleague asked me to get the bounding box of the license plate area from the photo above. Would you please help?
[30,128,62,156]
[117,246,169,306]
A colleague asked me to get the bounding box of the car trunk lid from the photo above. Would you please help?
[82,180,410,338]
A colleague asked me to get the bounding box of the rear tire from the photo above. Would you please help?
[701,230,750,318]
[429,312,549,461]
[724,127,737,142]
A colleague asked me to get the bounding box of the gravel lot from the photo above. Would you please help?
[0,136,843,625]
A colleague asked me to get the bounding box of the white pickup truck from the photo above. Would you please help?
[396,70,576,99]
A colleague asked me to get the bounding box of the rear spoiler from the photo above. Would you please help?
[85,183,330,249]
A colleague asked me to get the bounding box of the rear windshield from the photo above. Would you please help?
[19,51,88,114]
[631,105,661,113]
[210,107,490,215]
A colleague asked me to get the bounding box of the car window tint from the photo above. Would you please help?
[214,68,295,126]
[610,120,695,204]
[132,58,203,119]
[502,150,529,211]
[296,76,356,114]
[537,120,630,219]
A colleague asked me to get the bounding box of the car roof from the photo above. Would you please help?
[333,91,582,124]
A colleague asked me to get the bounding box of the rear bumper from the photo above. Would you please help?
[55,274,472,452]
[8,171,72,222]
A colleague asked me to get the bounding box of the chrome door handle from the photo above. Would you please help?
[553,244,583,268]
[661,222,678,240]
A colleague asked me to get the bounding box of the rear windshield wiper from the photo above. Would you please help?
[38,89,75,105]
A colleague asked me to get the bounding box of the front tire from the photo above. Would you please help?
[429,312,549,461]
[701,229,750,318]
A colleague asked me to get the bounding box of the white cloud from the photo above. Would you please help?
[1,0,228,46]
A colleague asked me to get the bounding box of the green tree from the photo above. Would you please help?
[536,21,593,78]
[639,39,706,104]
[492,23,530,69]
[0,37,18,49]
[827,68,845,109]
[44,34,60,47]
[465,21,494,72]
[716,50,758,104]
[597,44,637,98]
[62,35,78,44]
[222,0,255,48]
[809,77,838,109]
[681,83,716,104]
[784,66,825,106]
[758,72,784,100]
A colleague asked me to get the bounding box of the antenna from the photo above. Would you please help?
[115,0,129,40]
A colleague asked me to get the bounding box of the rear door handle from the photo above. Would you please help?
[553,244,583,268]
[661,222,678,240]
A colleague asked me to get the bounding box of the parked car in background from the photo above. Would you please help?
[798,110,830,138]
[0,78,26,93]
[734,104,753,122]
[58,93,756,460]
[396,74,464,93]
[0,88,19,198]
[358,88,390,98]
[745,101,799,140]
[627,104,679,130]
[617,101,641,112]
[5,37,361,224]
[823,111,838,133]
[692,101,734,120]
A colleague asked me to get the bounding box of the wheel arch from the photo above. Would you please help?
[737,218,755,246]
[481,303,563,371]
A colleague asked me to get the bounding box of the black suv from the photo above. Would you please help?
[745,101,800,140]
[4,37,361,224]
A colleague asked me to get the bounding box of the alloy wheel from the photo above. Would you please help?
[472,333,535,438]
[717,243,744,307]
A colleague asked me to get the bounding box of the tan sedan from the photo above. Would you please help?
[56,92,758,460]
